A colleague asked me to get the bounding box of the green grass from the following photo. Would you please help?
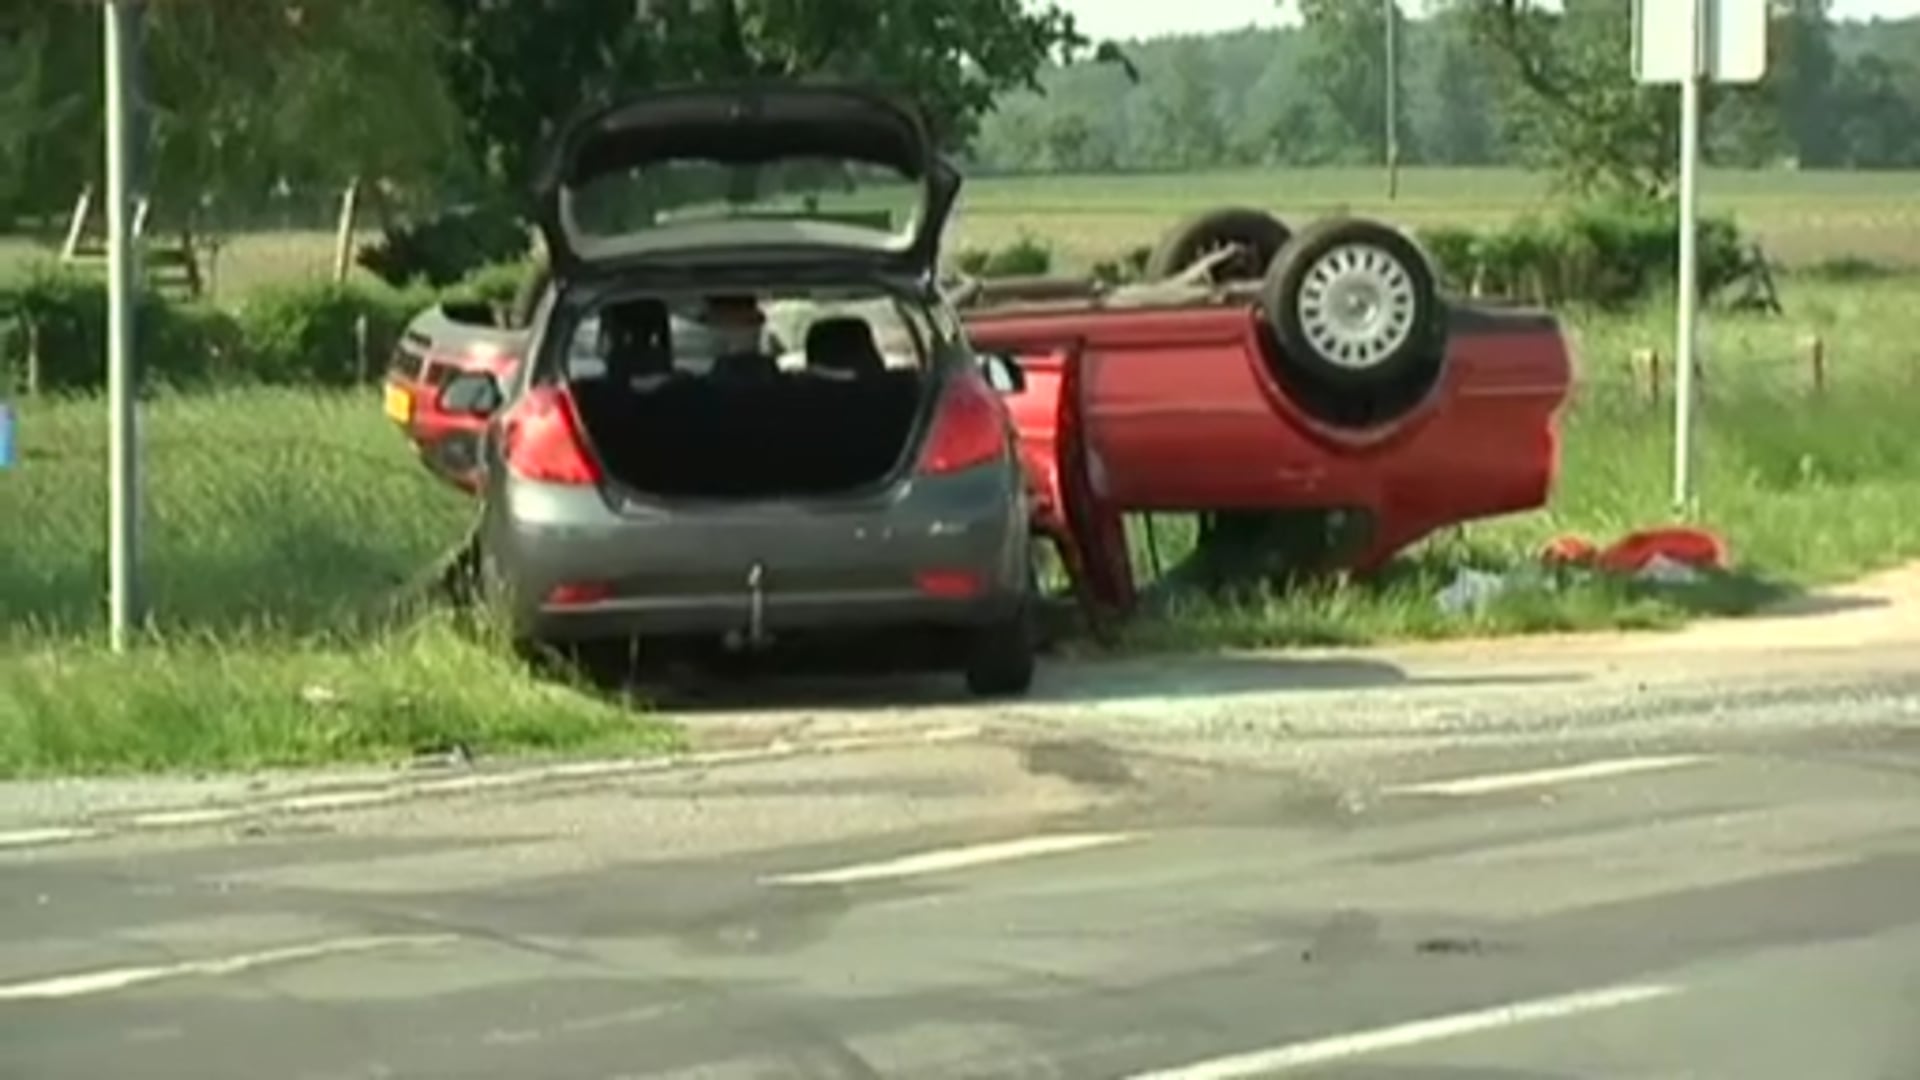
[0,389,680,778]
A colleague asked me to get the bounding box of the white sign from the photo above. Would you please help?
[1634,0,1768,85]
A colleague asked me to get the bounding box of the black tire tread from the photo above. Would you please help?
[1146,206,1292,283]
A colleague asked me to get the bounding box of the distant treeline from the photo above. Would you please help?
[968,8,1920,175]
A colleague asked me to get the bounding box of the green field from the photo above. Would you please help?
[953,166,1920,272]
[5,165,1920,777]
[6,167,1920,304]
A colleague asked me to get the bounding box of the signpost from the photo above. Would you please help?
[103,0,142,651]
[1633,0,1767,513]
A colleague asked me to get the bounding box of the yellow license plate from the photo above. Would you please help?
[383,383,414,424]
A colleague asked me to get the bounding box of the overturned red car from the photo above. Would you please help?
[956,208,1573,618]
[390,203,1572,625]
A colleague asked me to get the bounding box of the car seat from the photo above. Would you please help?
[602,297,674,383]
[804,316,887,379]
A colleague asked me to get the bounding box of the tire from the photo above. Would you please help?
[1261,216,1444,392]
[964,587,1038,699]
[1146,207,1292,284]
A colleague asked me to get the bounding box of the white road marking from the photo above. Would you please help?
[1388,755,1708,797]
[126,808,247,829]
[762,831,1141,886]
[273,789,403,813]
[0,934,459,1002]
[1123,982,1680,1079]
[0,827,99,849]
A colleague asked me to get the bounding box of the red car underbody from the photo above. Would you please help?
[389,296,1572,621]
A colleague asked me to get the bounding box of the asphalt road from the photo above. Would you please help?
[4,636,1920,1079]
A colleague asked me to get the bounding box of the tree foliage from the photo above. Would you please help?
[1291,0,1408,167]
[0,0,460,225]
[967,4,1920,180]
[435,0,1100,197]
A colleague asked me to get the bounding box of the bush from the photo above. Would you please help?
[444,260,538,310]
[0,264,432,392]
[1805,255,1894,282]
[954,234,1055,279]
[1414,226,1479,289]
[356,203,532,289]
[234,280,429,386]
[0,261,244,391]
[1418,197,1750,310]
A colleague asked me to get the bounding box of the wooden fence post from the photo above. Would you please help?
[1633,347,1661,404]
[354,313,371,383]
[23,317,40,397]
[333,179,361,284]
[1804,335,1826,395]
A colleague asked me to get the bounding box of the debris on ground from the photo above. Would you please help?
[1543,526,1730,576]
[1438,526,1732,615]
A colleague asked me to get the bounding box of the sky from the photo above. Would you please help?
[1055,0,1920,43]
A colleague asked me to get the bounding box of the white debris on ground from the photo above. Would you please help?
[1436,555,1707,615]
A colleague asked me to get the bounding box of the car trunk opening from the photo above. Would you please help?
[570,370,928,500]
[560,293,936,501]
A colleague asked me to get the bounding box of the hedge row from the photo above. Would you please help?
[1415,199,1753,310]
[0,259,534,394]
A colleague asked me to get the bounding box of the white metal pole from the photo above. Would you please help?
[104,0,141,650]
[1672,0,1704,513]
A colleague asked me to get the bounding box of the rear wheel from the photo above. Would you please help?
[1262,217,1443,391]
[1258,217,1448,428]
[964,581,1037,699]
[1147,207,1291,284]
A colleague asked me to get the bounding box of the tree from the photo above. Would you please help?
[1424,11,1500,164]
[1445,0,1678,198]
[1143,40,1230,169]
[1290,0,1409,167]
[0,1,460,225]
[434,0,1101,197]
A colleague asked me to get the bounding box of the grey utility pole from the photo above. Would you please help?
[103,0,142,651]
[1384,0,1400,201]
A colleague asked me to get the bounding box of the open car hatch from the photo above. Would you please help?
[533,84,960,280]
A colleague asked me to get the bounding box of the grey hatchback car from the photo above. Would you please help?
[438,85,1038,696]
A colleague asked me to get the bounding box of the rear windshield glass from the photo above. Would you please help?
[562,289,931,383]
[566,157,924,252]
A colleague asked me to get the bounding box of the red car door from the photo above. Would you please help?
[991,341,1136,624]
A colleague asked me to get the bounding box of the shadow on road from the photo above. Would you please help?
[568,646,1581,716]
[1755,591,1891,618]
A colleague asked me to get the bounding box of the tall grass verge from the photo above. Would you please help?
[0,388,678,778]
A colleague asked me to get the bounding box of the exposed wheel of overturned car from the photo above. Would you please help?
[1258,216,1447,429]
[1146,206,1292,284]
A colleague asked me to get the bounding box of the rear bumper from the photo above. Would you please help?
[486,467,1030,643]
[523,589,1016,643]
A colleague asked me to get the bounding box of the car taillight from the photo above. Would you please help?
[502,385,601,486]
[918,371,1010,476]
